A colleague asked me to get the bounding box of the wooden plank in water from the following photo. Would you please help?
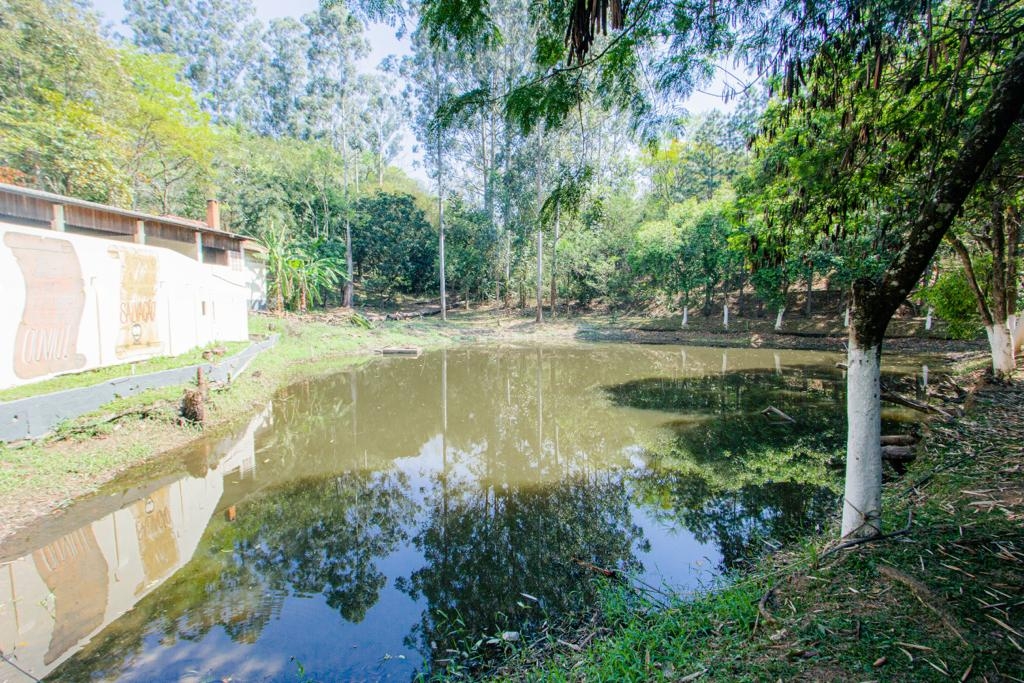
[381,346,422,357]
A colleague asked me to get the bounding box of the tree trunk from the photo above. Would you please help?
[834,44,1024,537]
[550,204,559,319]
[504,232,512,308]
[841,332,883,539]
[344,219,354,307]
[985,324,1015,377]
[438,131,447,322]
[681,306,688,328]
[774,306,785,331]
[1014,319,1024,354]
[535,151,543,324]
[805,275,813,316]
[536,226,543,323]
[439,201,447,321]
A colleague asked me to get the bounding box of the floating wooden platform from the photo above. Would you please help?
[380,346,422,357]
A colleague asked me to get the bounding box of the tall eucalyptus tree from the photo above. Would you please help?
[124,0,261,121]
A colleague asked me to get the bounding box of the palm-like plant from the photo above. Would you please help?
[290,242,346,312]
[261,222,294,315]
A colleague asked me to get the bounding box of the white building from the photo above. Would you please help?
[0,184,267,390]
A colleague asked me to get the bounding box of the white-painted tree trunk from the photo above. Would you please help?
[774,307,785,331]
[681,306,688,328]
[843,306,850,328]
[925,307,933,331]
[774,353,781,375]
[1008,314,1023,353]
[985,324,1015,377]
[841,343,883,539]
[723,304,729,330]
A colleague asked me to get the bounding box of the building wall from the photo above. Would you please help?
[244,253,268,310]
[0,222,250,390]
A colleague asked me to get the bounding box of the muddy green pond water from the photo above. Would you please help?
[0,344,936,682]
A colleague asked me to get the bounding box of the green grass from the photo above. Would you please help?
[0,313,467,519]
[0,340,249,402]
[487,378,1024,681]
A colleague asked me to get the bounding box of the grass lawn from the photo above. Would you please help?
[0,340,250,402]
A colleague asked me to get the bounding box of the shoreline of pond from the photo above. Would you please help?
[481,363,1024,682]
[0,308,986,546]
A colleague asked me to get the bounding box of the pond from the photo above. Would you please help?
[0,344,935,682]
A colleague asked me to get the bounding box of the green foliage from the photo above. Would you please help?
[445,199,500,301]
[923,266,986,339]
[352,191,438,300]
[0,0,132,201]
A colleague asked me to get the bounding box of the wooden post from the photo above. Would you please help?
[51,204,65,232]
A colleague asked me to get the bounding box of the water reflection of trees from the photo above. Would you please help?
[607,369,845,570]
[49,469,414,681]
[224,471,415,623]
[398,471,646,675]
[51,346,918,680]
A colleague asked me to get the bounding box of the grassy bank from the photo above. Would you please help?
[0,312,480,541]
[0,341,251,402]
[486,374,1023,682]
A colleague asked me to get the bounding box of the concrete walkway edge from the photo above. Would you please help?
[0,334,279,442]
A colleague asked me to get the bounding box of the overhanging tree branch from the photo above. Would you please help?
[869,47,1024,332]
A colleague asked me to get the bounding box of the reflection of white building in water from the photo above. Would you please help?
[0,406,270,681]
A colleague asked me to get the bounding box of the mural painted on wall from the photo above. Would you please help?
[4,232,87,379]
[111,247,161,359]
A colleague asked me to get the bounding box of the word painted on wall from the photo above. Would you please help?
[4,233,87,379]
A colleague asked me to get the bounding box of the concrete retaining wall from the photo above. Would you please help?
[0,335,277,442]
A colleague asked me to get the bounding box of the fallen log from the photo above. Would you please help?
[762,405,796,423]
[881,434,920,446]
[881,445,916,462]
[381,346,422,357]
[881,387,953,419]
[572,557,619,579]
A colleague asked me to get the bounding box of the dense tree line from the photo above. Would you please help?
[0,0,430,311]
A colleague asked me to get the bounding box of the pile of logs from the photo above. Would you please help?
[881,433,919,474]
